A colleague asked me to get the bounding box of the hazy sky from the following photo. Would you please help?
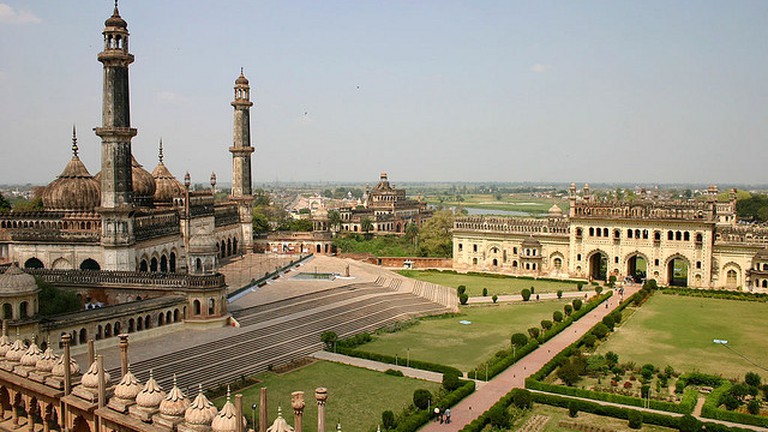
[1,1,767,186]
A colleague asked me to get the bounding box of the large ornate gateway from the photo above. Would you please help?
[454,184,768,291]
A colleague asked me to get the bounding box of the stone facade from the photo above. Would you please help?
[454,184,768,291]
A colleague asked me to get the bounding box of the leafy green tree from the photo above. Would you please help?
[0,193,10,212]
[678,414,700,432]
[412,389,432,410]
[747,399,761,415]
[457,285,466,296]
[521,288,531,301]
[628,411,643,429]
[320,331,338,350]
[510,389,533,409]
[491,294,498,303]
[482,287,488,297]
[557,289,563,299]
[12,196,43,212]
[595,286,603,295]
[557,357,585,386]
[459,293,469,305]
[327,209,342,232]
[568,401,578,418]
[745,372,762,387]
[417,210,455,257]
[582,334,597,348]
[528,327,540,339]
[586,355,608,377]
[606,351,619,368]
[592,323,610,339]
[252,212,270,233]
[541,320,553,330]
[442,371,462,391]
[405,222,419,246]
[38,279,80,316]
[511,333,528,348]
[360,217,374,234]
[572,299,583,310]
[564,304,573,316]
[602,315,615,330]
[553,311,563,322]
[381,410,396,430]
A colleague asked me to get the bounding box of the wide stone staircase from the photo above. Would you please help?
[109,282,450,392]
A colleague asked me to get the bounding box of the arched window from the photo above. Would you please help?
[614,229,620,238]
[19,301,28,319]
[655,231,661,241]
[114,321,121,334]
[160,255,168,273]
[173,309,180,322]
[196,258,202,273]
[158,313,164,326]
[684,232,690,241]
[627,229,633,239]
[208,298,216,315]
[128,318,135,333]
[24,257,44,269]
[553,258,562,269]
[193,300,201,315]
[80,258,101,271]
[696,233,703,243]
[104,323,112,338]
[667,231,673,240]
[675,231,682,241]
[79,329,87,344]
[589,227,594,236]
[603,228,609,237]
[3,303,13,320]
[150,257,158,272]
[170,252,177,273]
[144,315,151,329]
[139,260,148,272]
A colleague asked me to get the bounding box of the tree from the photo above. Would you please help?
[745,372,762,388]
[577,282,583,291]
[557,358,585,386]
[412,389,432,410]
[564,304,573,316]
[12,196,43,212]
[568,401,579,418]
[521,288,531,301]
[0,193,10,213]
[360,217,374,234]
[586,355,608,377]
[606,351,619,368]
[482,287,488,297]
[557,290,563,299]
[747,399,761,415]
[327,209,342,232]
[38,279,80,316]
[252,211,270,233]
[381,410,396,430]
[459,293,469,305]
[678,414,700,432]
[541,320,553,330]
[492,294,498,303]
[602,315,615,330]
[442,371,462,391]
[572,299,582,311]
[510,389,532,409]
[528,327,540,339]
[418,210,455,257]
[582,334,597,348]
[592,323,610,339]
[405,222,419,246]
[320,331,337,350]
[553,311,563,323]
[511,333,528,348]
[595,286,603,295]
[457,285,466,296]
[628,411,643,429]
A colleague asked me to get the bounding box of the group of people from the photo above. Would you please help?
[433,407,451,424]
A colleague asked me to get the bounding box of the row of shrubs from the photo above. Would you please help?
[701,379,768,427]
[382,379,475,432]
[468,292,612,380]
[661,287,768,302]
[334,345,463,377]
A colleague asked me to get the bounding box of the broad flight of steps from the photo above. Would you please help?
[110,280,453,393]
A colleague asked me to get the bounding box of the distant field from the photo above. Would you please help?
[425,193,567,215]
[359,300,572,372]
[511,404,676,432]
[596,293,768,379]
[397,269,580,297]
[213,361,439,432]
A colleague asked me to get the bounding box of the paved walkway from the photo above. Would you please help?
[468,290,591,304]
[420,287,637,432]
[310,351,445,383]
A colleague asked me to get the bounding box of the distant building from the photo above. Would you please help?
[454,183,768,291]
[336,172,431,234]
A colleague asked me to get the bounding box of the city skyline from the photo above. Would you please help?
[1,1,767,185]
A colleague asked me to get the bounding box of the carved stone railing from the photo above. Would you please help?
[134,210,180,241]
[570,200,727,222]
[715,226,768,246]
[214,205,239,227]
[454,216,570,235]
[24,268,225,290]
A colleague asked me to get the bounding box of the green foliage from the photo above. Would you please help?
[747,399,761,415]
[442,371,462,391]
[557,289,563,299]
[334,346,462,377]
[332,234,419,257]
[601,315,615,330]
[528,327,540,339]
[592,323,610,339]
[552,310,563,322]
[678,414,701,432]
[385,369,404,377]
[586,355,608,377]
[572,298,582,310]
[511,333,528,348]
[582,334,597,348]
[745,372,762,388]
[459,293,468,305]
[564,304,573,316]
[412,389,432,410]
[360,217,374,234]
[595,286,603,295]
[541,320,553,330]
[577,282,584,291]
[38,279,80,317]
[0,193,10,212]
[628,411,643,429]
[568,401,579,418]
[320,331,338,349]
[557,356,586,386]
[382,410,396,430]
[251,211,270,232]
[12,196,43,212]
[606,351,619,368]
[510,388,533,409]
[530,286,535,294]
[521,288,531,301]
[417,210,455,257]
[481,287,488,297]
[336,332,373,349]
[491,294,498,304]
[736,193,768,223]
[457,285,466,296]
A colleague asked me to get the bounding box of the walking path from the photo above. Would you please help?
[420,287,637,432]
[468,291,589,304]
[311,351,445,383]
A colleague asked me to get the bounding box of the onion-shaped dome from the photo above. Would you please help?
[189,233,217,254]
[5,338,27,362]
[136,370,166,408]
[152,141,185,203]
[20,343,42,367]
[159,376,190,417]
[235,69,249,86]
[548,204,563,217]
[81,360,111,389]
[114,368,142,401]
[105,4,127,28]
[0,333,12,357]
[131,155,157,205]
[313,207,328,221]
[0,264,39,296]
[185,385,218,426]
[52,356,80,377]
[266,407,293,432]
[522,236,541,247]
[35,347,59,372]
[211,390,246,432]
[42,128,100,212]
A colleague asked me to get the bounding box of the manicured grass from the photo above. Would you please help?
[425,193,568,215]
[512,403,676,432]
[397,269,580,297]
[358,301,573,372]
[596,293,768,379]
[213,361,440,432]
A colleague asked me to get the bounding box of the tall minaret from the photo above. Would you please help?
[95,2,137,270]
[230,69,255,252]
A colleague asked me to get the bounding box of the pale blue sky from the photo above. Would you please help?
[1,1,767,185]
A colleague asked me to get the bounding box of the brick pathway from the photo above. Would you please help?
[420,287,638,432]
[310,351,445,383]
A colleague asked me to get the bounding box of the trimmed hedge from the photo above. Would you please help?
[394,380,475,432]
[661,287,768,303]
[701,380,768,428]
[334,346,462,377]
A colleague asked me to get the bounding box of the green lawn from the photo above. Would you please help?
[509,403,676,431]
[359,301,573,373]
[214,361,440,432]
[424,193,567,215]
[397,270,580,297]
[596,293,768,379]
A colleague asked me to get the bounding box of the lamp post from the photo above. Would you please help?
[407,348,410,368]
[251,403,257,430]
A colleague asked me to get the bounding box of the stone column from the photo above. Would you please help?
[118,334,129,377]
[291,391,305,432]
[97,355,106,409]
[87,339,95,366]
[235,394,244,432]
[62,334,72,395]
[259,387,267,432]
[11,398,18,425]
[26,399,35,432]
[315,388,327,432]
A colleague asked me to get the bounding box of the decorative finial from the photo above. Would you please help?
[198,383,203,394]
[184,172,191,188]
[241,67,244,75]
[210,172,217,187]
[149,369,154,379]
[226,385,231,400]
[277,406,283,418]
[173,373,177,387]
[72,125,79,157]
[158,139,164,163]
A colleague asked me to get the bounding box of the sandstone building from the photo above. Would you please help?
[453,184,768,291]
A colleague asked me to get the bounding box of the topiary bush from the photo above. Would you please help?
[592,323,610,339]
[510,388,533,409]
[459,293,469,305]
[528,327,540,339]
[745,372,762,388]
[492,294,498,303]
[553,310,564,323]
[530,286,535,294]
[678,414,700,432]
[577,282,584,291]
[572,298,582,310]
[557,289,563,299]
[564,304,573,316]
[482,287,488,297]
[457,285,466,296]
[521,288,531,301]
[628,411,643,429]
[568,400,578,418]
[385,369,404,377]
[582,333,597,348]
[595,286,603,295]
[413,389,432,410]
[382,410,396,430]
[511,333,528,348]
[541,320,553,330]
[602,314,615,330]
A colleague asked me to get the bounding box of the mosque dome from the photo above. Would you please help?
[0,265,39,296]
[105,5,127,28]
[185,385,218,426]
[20,343,42,367]
[0,333,12,357]
[35,347,59,372]
[52,356,80,377]
[159,377,191,417]
[114,369,142,401]
[136,371,166,408]
[235,70,249,86]
[42,130,100,212]
[151,142,185,203]
[131,155,157,204]
[5,339,27,362]
[211,394,246,432]
[548,204,563,217]
[81,360,111,389]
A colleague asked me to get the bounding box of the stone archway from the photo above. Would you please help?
[24,257,44,269]
[72,416,91,432]
[666,255,689,287]
[588,251,608,281]
[626,253,648,282]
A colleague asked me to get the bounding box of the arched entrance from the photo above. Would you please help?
[24,257,44,269]
[726,269,738,289]
[589,251,608,281]
[80,258,100,271]
[626,254,647,282]
[72,416,91,432]
[667,256,689,287]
